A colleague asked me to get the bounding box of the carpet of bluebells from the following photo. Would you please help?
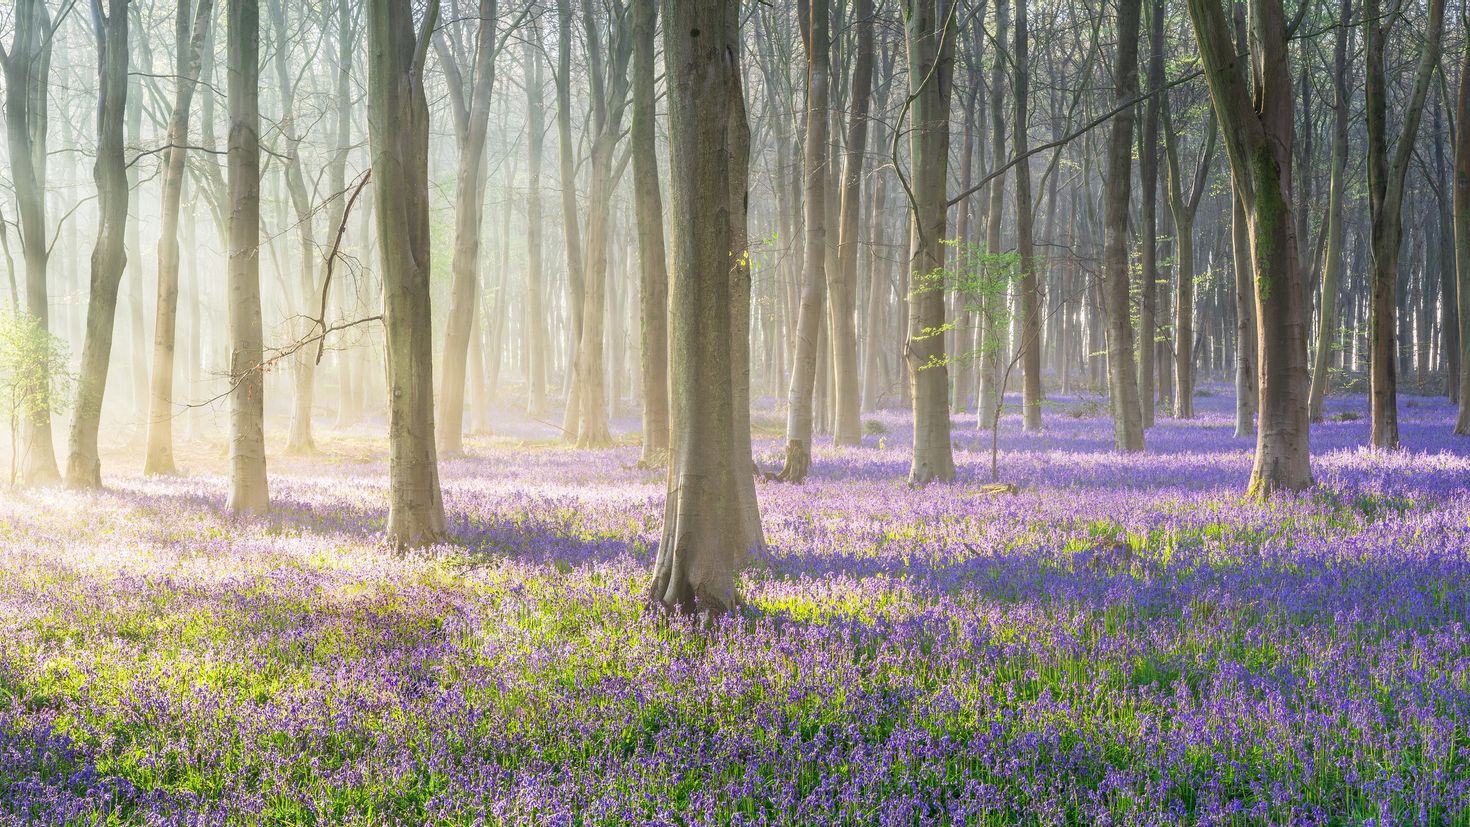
[3,389,1470,826]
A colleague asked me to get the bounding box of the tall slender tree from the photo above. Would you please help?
[631,0,669,462]
[367,0,446,544]
[1102,0,1144,451]
[1308,0,1352,423]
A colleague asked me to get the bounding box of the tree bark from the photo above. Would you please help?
[1308,0,1351,423]
[434,0,501,456]
[902,0,958,485]
[367,0,446,544]
[65,0,131,489]
[649,0,763,616]
[1136,0,1164,427]
[556,0,586,438]
[1456,17,1470,433]
[1162,96,1215,419]
[776,0,831,481]
[830,0,872,446]
[1013,0,1041,431]
[1365,0,1443,449]
[525,41,550,420]
[1186,0,1313,496]
[631,0,669,462]
[1103,0,1144,451]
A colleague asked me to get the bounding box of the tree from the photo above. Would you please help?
[1161,95,1216,419]
[143,0,213,475]
[775,0,831,482]
[1013,0,1042,431]
[1136,0,1164,428]
[433,0,505,456]
[367,0,446,546]
[1364,0,1444,449]
[64,0,131,489]
[524,39,550,421]
[1307,0,1352,423]
[901,0,958,485]
[831,0,873,447]
[1457,17,1470,434]
[0,0,64,485]
[1186,0,1312,496]
[631,0,669,463]
[649,0,763,615]
[227,0,269,515]
[1102,0,1144,452]
[555,0,585,438]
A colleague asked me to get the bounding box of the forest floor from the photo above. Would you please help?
[2,388,1470,825]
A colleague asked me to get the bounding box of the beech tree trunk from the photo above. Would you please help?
[1162,97,1215,419]
[1186,0,1313,496]
[1102,0,1144,452]
[226,0,268,515]
[556,0,586,438]
[367,0,446,544]
[1364,0,1443,449]
[977,0,1007,420]
[143,0,212,475]
[1013,0,1041,431]
[902,0,958,485]
[434,0,501,456]
[1456,17,1470,434]
[631,0,669,462]
[649,0,763,615]
[525,41,550,420]
[0,0,62,485]
[776,0,831,482]
[1136,0,1164,427]
[830,0,872,446]
[65,0,130,489]
[1308,0,1350,423]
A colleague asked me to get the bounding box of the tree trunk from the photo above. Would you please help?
[1186,0,1313,496]
[1136,0,1164,427]
[556,0,586,439]
[0,0,62,485]
[144,0,212,474]
[978,0,1007,420]
[649,0,763,616]
[902,0,958,485]
[1308,0,1350,423]
[434,0,500,457]
[226,0,268,514]
[525,41,550,420]
[65,0,131,489]
[1013,0,1041,431]
[1103,0,1144,451]
[1231,191,1257,438]
[1456,18,1470,433]
[631,0,669,462]
[367,0,446,544]
[1365,0,1443,449]
[776,0,831,482]
[830,0,872,446]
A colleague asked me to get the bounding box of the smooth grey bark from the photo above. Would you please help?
[144,0,213,475]
[776,0,831,482]
[433,0,501,456]
[65,0,131,489]
[901,0,958,485]
[1186,0,1313,496]
[631,0,668,462]
[830,0,872,447]
[1013,0,1041,431]
[0,0,62,485]
[977,0,1007,420]
[1456,19,1470,433]
[226,0,269,515]
[556,0,586,438]
[524,40,550,420]
[649,0,763,615]
[368,0,446,545]
[1308,0,1351,423]
[1136,0,1163,428]
[1364,0,1443,449]
[1102,0,1144,452]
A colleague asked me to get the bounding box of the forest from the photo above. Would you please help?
[2,0,1469,822]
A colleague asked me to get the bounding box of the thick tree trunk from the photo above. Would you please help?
[226,0,268,515]
[776,0,831,482]
[65,0,130,489]
[1102,0,1144,452]
[902,0,957,485]
[1231,192,1257,438]
[1186,0,1313,496]
[650,0,763,616]
[368,0,446,545]
[1308,0,1350,423]
[830,0,873,446]
[1013,0,1041,431]
[631,0,669,462]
